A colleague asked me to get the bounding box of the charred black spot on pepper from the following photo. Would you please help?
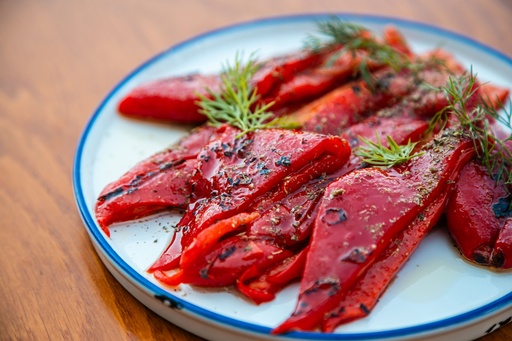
[492,195,512,218]
[491,249,505,268]
[342,247,373,263]
[326,307,344,319]
[351,84,362,94]
[98,187,124,202]
[305,278,341,296]
[159,159,184,171]
[146,170,159,177]
[322,208,348,225]
[472,250,491,265]
[359,303,370,315]
[375,72,395,92]
[199,268,209,279]
[218,245,237,261]
[129,174,143,187]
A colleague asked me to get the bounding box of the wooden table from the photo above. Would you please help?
[1,0,511,340]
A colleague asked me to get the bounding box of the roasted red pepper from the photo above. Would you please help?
[289,67,414,135]
[322,190,451,331]
[95,125,217,235]
[250,49,325,97]
[118,74,221,123]
[445,160,511,268]
[273,130,476,333]
[445,81,511,269]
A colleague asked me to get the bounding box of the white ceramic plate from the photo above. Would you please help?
[73,14,512,341]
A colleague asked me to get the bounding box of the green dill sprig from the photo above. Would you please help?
[197,53,299,137]
[429,69,512,186]
[304,18,366,52]
[304,16,438,87]
[354,134,424,168]
[477,100,512,187]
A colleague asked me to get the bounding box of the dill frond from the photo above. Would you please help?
[354,134,424,168]
[430,69,512,186]
[197,53,299,137]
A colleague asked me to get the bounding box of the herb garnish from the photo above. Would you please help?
[197,53,299,137]
[304,16,442,88]
[354,134,424,168]
[429,69,512,186]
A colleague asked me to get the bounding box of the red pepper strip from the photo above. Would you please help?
[195,238,292,286]
[154,237,264,287]
[148,125,351,272]
[494,219,512,269]
[382,25,412,56]
[272,131,476,334]
[445,83,511,269]
[260,63,354,112]
[164,237,293,287]
[95,125,217,235]
[478,82,510,110]
[96,160,195,236]
[236,246,309,304]
[180,212,260,269]
[118,74,221,123]
[290,66,426,136]
[322,190,450,331]
[250,48,327,98]
[446,160,510,267]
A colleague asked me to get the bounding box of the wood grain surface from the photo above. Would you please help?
[1,0,511,340]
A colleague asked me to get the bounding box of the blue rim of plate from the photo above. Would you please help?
[73,13,512,340]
